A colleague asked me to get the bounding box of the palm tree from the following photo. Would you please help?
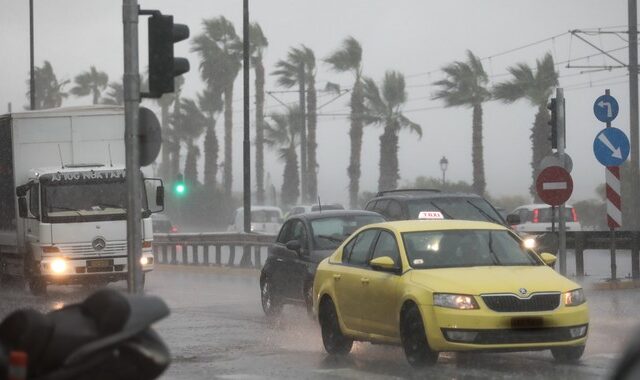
[154,76,185,182]
[198,88,224,190]
[272,45,317,203]
[27,61,69,109]
[493,53,558,199]
[265,107,301,206]
[362,71,422,191]
[432,50,492,196]
[250,23,269,205]
[100,82,124,105]
[325,36,365,208]
[70,66,109,104]
[172,98,208,185]
[192,16,242,196]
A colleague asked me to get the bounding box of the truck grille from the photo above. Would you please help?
[481,293,560,312]
[58,242,127,256]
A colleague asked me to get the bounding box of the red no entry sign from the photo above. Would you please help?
[536,166,573,206]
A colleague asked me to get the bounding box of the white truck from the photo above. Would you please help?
[0,106,162,295]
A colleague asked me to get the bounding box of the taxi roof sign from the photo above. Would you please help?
[418,211,444,220]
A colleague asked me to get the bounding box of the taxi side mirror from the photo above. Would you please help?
[539,252,557,267]
[370,256,400,273]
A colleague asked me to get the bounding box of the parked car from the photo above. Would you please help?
[229,206,283,234]
[151,213,178,233]
[286,203,345,218]
[364,189,506,225]
[260,210,385,316]
[312,220,589,367]
[508,204,582,233]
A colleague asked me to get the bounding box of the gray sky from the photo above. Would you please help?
[0,0,631,207]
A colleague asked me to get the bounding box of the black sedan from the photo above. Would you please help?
[260,210,385,316]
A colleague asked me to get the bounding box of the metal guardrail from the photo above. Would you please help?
[152,232,276,268]
[152,231,640,280]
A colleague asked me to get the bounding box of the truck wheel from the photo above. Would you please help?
[29,277,47,296]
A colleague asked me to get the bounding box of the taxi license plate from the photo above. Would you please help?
[511,317,543,329]
[87,259,113,268]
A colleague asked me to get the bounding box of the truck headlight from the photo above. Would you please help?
[564,288,586,306]
[140,256,149,265]
[434,293,479,310]
[51,258,67,274]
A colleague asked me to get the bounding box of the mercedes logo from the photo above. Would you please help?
[518,288,528,296]
[92,238,106,251]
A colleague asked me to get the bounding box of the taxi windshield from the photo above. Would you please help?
[402,229,541,269]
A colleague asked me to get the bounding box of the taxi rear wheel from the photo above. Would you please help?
[551,345,585,363]
[400,305,438,367]
[319,298,353,355]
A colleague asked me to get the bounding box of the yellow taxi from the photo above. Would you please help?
[312,220,588,367]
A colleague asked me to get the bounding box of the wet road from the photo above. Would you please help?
[0,264,636,379]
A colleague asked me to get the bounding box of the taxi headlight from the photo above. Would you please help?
[433,293,479,310]
[51,258,67,274]
[564,288,586,306]
[523,237,536,249]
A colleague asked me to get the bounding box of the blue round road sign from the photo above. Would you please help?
[593,94,619,123]
[593,127,630,166]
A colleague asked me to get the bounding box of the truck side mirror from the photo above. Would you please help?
[18,197,28,218]
[156,185,164,207]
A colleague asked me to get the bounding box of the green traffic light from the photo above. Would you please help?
[174,183,186,196]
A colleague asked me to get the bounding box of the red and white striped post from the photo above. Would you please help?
[606,165,621,281]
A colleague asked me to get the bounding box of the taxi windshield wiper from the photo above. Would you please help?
[487,231,500,265]
[49,205,83,216]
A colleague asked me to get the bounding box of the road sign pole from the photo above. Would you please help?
[123,0,143,294]
[556,88,567,275]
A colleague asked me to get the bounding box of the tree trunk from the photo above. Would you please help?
[298,64,307,203]
[378,124,399,191]
[224,83,234,196]
[184,144,199,185]
[306,75,318,202]
[204,119,218,191]
[348,80,364,208]
[92,89,99,105]
[281,146,300,206]
[255,60,265,204]
[530,104,552,201]
[471,104,486,196]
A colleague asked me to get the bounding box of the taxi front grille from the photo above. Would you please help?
[482,293,560,312]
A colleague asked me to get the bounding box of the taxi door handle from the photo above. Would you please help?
[333,274,342,280]
[361,277,369,284]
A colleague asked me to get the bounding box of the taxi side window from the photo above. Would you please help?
[370,230,400,265]
[346,229,379,266]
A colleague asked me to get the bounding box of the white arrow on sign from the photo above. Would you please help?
[598,133,623,159]
[598,100,613,118]
[542,181,568,190]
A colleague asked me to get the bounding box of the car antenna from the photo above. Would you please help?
[57,144,65,169]
[318,196,322,212]
[107,144,114,167]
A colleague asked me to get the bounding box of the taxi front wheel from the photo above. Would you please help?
[551,345,585,363]
[319,298,353,355]
[400,305,439,367]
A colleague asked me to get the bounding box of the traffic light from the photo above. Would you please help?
[174,173,187,197]
[146,11,190,98]
[548,97,558,149]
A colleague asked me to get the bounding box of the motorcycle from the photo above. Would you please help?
[0,288,170,380]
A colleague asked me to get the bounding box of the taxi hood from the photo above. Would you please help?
[409,265,580,295]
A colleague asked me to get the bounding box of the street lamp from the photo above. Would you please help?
[439,156,449,185]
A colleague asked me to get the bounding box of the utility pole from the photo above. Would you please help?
[29,0,35,110]
[556,88,567,275]
[123,0,143,293]
[243,0,251,233]
[629,0,640,230]
[299,63,307,203]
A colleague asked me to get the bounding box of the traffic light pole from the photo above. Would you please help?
[243,0,251,234]
[556,88,567,276]
[123,0,144,294]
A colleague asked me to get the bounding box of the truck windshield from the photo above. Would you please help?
[43,181,147,222]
